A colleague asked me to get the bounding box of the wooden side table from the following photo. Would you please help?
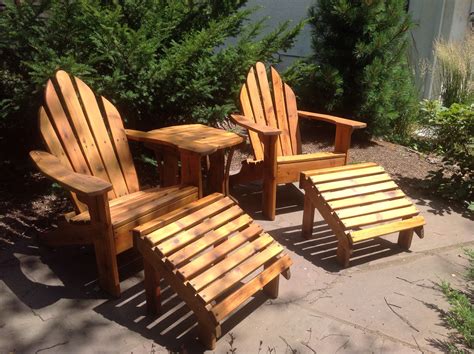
[126,124,243,197]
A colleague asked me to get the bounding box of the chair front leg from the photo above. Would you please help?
[82,193,121,297]
[261,135,278,220]
[334,124,354,164]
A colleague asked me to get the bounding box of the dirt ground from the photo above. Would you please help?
[0,125,454,250]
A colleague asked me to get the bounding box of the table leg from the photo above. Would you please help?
[208,150,225,194]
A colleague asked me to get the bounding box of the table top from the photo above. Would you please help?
[126,124,244,155]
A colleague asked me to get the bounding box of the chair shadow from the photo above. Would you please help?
[93,279,268,353]
[391,174,473,221]
[270,220,407,272]
[231,183,305,220]
[0,238,146,310]
[231,183,408,272]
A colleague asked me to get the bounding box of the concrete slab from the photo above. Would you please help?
[0,183,472,353]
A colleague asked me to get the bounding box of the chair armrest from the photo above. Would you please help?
[125,129,149,141]
[29,151,113,197]
[298,110,366,129]
[231,114,281,136]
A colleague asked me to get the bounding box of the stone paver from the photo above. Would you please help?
[0,183,472,353]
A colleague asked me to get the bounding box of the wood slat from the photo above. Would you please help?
[113,187,197,228]
[71,186,164,223]
[45,81,91,176]
[74,77,129,198]
[311,165,386,184]
[335,197,413,219]
[303,162,379,179]
[211,254,292,322]
[342,205,419,229]
[240,85,263,161]
[102,96,139,194]
[316,173,392,192]
[135,193,224,238]
[111,186,182,221]
[327,189,406,210]
[284,83,301,154]
[277,156,346,184]
[55,71,113,195]
[190,234,275,292]
[277,152,346,164]
[167,214,253,267]
[145,197,235,246]
[197,242,283,304]
[245,67,267,128]
[39,107,87,212]
[350,215,426,243]
[178,223,263,280]
[255,62,282,157]
[271,67,293,156]
[156,205,244,256]
[322,181,399,201]
[39,107,72,170]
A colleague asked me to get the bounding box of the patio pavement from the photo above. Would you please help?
[0,183,473,353]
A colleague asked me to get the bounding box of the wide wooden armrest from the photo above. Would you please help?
[231,114,281,136]
[30,150,113,196]
[298,110,366,129]
[125,129,215,155]
[125,129,149,141]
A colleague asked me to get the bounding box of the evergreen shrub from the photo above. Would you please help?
[285,0,418,138]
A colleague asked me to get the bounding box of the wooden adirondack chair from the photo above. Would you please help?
[30,71,200,296]
[230,62,367,220]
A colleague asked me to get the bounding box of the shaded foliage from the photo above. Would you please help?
[0,0,302,156]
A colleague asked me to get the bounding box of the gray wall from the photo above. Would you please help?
[245,0,313,67]
[409,0,473,98]
[249,0,473,98]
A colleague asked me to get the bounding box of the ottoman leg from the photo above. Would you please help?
[263,261,279,299]
[197,323,217,350]
[144,258,161,315]
[336,241,351,268]
[398,229,414,250]
[302,196,315,239]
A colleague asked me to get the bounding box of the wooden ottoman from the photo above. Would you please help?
[133,193,292,349]
[300,163,425,267]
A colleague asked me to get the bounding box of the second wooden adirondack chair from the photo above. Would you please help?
[230,62,367,220]
[30,71,201,296]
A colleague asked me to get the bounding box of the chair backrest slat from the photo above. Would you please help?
[284,83,301,154]
[39,107,87,212]
[240,85,264,161]
[271,67,293,155]
[40,71,139,208]
[254,62,283,156]
[239,62,301,159]
[74,76,130,198]
[102,96,139,194]
[45,81,91,176]
[55,71,116,197]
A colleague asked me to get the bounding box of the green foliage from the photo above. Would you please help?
[441,249,474,351]
[285,0,418,138]
[419,101,474,207]
[0,0,302,153]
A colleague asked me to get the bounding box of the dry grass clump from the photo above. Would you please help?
[434,34,474,106]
